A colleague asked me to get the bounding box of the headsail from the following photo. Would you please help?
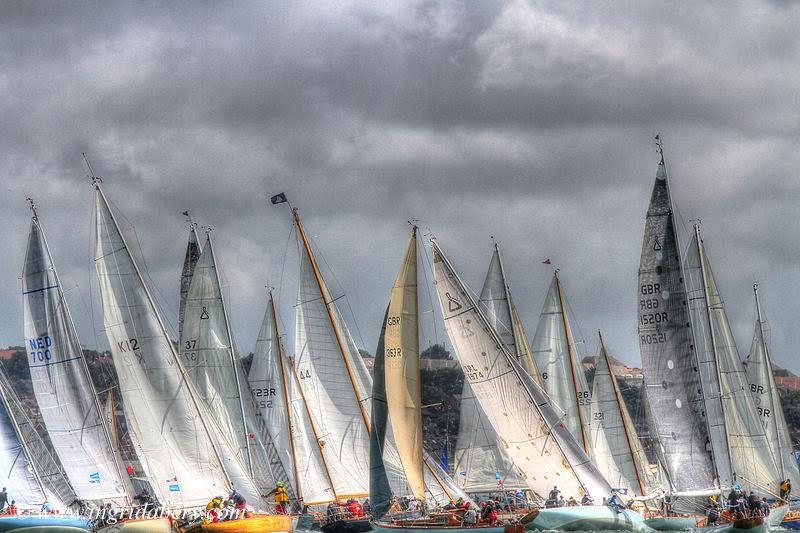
[589,333,652,496]
[684,225,779,494]
[745,285,800,490]
[178,224,203,341]
[532,271,592,454]
[94,184,257,507]
[433,240,613,500]
[23,211,130,502]
[636,155,715,492]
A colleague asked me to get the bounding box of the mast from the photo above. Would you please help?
[269,290,302,498]
[753,284,785,478]
[26,197,134,503]
[598,331,646,496]
[292,208,371,432]
[206,233,254,478]
[693,223,734,485]
[554,271,590,453]
[93,180,235,491]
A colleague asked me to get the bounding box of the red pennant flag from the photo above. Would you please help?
[542,258,552,265]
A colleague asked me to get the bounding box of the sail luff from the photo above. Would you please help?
[269,291,302,498]
[292,208,371,432]
[599,333,647,496]
[555,273,591,454]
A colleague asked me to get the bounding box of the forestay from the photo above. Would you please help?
[181,235,287,495]
[433,241,613,501]
[532,272,592,454]
[94,186,253,508]
[23,215,128,502]
[684,227,778,495]
[744,291,800,490]
[636,157,715,492]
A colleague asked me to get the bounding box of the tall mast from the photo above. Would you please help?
[554,271,590,454]
[494,243,516,356]
[693,223,734,485]
[753,284,785,478]
[27,197,134,503]
[205,234,254,477]
[269,290,302,498]
[292,208,371,432]
[598,332,647,496]
[93,180,235,491]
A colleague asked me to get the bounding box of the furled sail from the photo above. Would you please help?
[94,184,257,508]
[684,225,779,494]
[589,333,652,496]
[532,271,592,454]
[22,212,129,502]
[636,155,715,492]
[0,368,74,508]
[745,285,800,490]
[249,291,335,504]
[180,234,287,495]
[454,244,531,493]
[178,225,202,341]
[433,240,613,500]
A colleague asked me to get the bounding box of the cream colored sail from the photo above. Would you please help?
[745,285,800,490]
[589,334,652,496]
[23,213,129,502]
[532,272,592,455]
[433,241,613,500]
[94,185,259,507]
[383,229,425,500]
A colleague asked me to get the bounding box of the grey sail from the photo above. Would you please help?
[178,225,203,341]
[369,308,394,519]
[636,155,715,492]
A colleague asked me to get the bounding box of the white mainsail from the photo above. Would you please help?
[433,240,613,500]
[94,184,258,508]
[454,244,531,493]
[0,368,74,508]
[589,333,652,496]
[180,234,287,495]
[532,271,592,454]
[684,225,779,495]
[745,285,800,490]
[22,211,129,502]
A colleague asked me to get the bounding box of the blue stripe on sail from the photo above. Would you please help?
[22,284,60,295]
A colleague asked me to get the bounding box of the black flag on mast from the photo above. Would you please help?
[270,192,288,205]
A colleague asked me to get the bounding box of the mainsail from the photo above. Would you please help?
[180,234,287,495]
[94,183,258,507]
[22,209,129,502]
[433,240,613,500]
[0,368,74,508]
[532,271,592,454]
[745,285,800,490]
[454,244,531,493]
[178,225,202,341]
[684,225,779,494]
[637,154,715,492]
[589,333,652,496]
[249,291,335,504]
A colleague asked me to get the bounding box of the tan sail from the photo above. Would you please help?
[384,228,425,500]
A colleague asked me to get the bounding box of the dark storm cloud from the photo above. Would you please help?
[1,0,800,371]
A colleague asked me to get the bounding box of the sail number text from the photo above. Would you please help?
[387,316,401,326]
[252,387,276,409]
[28,335,53,363]
[464,364,485,381]
[386,347,402,358]
[117,337,140,352]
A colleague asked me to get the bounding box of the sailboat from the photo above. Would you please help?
[21,200,132,505]
[454,244,536,496]
[532,270,592,457]
[637,144,783,530]
[92,176,264,511]
[589,333,655,500]
[432,240,650,532]
[372,228,505,533]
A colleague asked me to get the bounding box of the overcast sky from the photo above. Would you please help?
[2,0,799,373]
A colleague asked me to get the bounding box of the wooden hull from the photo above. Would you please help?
[201,514,292,532]
[95,517,172,532]
[522,506,650,532]
[0,515,91,532]
[372,522,504,533]
[320,518,372,533]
